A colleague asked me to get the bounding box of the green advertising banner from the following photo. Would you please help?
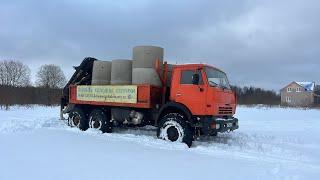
[76,85,137,103]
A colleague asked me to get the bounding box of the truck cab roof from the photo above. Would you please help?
[173,63,225,73]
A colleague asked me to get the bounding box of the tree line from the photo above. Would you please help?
[0,86,62,109]
[231,86,280,105]
[0,60,66,109]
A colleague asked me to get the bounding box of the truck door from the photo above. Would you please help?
[173,68,207,115]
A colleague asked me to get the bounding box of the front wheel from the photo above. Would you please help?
[157,113,193,147]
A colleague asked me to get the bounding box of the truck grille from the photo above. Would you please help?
[218,107,233,115]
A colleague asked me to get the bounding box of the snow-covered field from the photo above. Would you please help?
[0,106,319,180]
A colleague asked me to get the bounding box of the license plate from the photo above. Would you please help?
[226,123,233,127]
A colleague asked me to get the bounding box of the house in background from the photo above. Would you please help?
[280,81,317,107]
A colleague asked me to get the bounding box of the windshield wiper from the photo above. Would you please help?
[209,80,219,87]
[209,80,230,90]
[220,85,227,90]
[221,84,231,90]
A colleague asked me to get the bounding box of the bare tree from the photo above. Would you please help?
[0,60,31,87]
[36,64,67,88]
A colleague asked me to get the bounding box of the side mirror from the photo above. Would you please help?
[192,74,200,85]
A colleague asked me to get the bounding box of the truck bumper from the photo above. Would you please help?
[201,117,239,135]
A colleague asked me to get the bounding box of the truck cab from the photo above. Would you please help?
[157,64,238,145]
[170,64,236,116]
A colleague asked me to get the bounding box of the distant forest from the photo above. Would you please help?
[231,86,280,105]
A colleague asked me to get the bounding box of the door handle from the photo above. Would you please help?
[176,93,182,96]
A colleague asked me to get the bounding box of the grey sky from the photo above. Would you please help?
[1,0,319,90]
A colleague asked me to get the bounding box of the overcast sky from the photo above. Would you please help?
[1,0,319,90]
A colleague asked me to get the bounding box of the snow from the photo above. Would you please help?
[0,106,320,180]
[295,81,315,91]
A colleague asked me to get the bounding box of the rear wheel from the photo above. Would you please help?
[68,107,88,131]
[88,109,112,133]
[210,132,218,136]
[157,113,193,147]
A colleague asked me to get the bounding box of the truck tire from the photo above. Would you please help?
[69,107,89,131]
[157,113,193,147]
[210,132,218,136]
[88,109,112,133]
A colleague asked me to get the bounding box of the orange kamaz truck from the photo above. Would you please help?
[61,56,238,147]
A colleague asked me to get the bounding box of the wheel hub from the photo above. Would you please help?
[167,126,179,142]
[73,116,80,127]
[93,119,101,129]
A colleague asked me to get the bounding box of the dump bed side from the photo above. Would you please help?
[69,85,162,108]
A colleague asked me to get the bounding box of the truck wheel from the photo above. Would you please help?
[157,113,193,147]
[69,107,89,131]
[210,132,218,136]
[88,109,112,133]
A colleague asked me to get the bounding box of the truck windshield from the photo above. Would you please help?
[205,67,231,89]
